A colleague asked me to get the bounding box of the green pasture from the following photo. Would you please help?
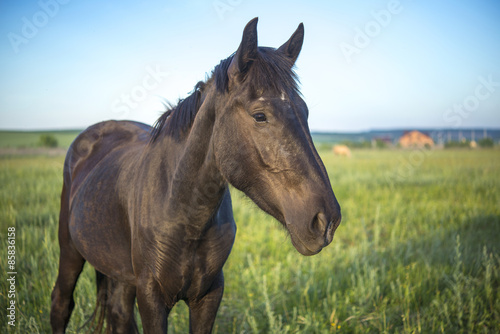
[0,130,81,149]
[0,147,499,333]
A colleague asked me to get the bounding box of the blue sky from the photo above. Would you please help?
[1,0,499,131]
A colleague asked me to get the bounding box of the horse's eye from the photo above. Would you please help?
[252,112,267,123]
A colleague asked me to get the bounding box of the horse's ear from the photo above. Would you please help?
[277,23,304,65]
[228,17,259,83]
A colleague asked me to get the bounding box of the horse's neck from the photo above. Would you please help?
[143,85,226,232]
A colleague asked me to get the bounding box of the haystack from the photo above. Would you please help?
[399,131,434,148]
[333,144,351,157]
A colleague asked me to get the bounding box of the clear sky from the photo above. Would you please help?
[1,0,499,132]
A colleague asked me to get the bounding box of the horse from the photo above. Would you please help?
[50,17,342,334]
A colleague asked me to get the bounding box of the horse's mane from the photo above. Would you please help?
[215,47,299,95]
[150,47,299,142]
[150,81,205,142]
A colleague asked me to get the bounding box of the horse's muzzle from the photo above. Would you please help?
[287,207,342,256]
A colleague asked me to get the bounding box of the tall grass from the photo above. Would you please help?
[1,149,499,333]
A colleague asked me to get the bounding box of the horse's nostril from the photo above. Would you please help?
[312,212,329,233]
[326,218,335,239]
[323,211,341,246]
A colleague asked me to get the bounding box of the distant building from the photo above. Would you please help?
[399,130,434,148]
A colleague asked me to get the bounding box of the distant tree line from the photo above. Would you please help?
[444,137,494,148]
[38,134,58,148]
[322,137,496,150]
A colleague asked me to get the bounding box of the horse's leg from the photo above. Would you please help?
[136,277,171,333]
[107,278,138,334]
[50,252,85,333]
[188,271,225,334]
[91,271,138,333]
[51,183,86,334]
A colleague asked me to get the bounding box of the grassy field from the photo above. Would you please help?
[0,147,499,333]
[0,130,81,149]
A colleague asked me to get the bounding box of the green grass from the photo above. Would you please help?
[1,148,499,333]
[0,130,81,149]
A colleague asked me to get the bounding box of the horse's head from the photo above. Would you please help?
[213,18,341,256]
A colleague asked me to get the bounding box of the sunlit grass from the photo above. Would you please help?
[0,149,499,333]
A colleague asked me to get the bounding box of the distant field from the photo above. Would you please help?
[0,130,81,149]
[0,144,499,332]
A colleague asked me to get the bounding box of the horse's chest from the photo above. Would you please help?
[188,230,235,295]
[155,222,236,302]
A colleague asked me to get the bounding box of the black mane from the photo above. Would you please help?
[215,47,299,95]
[150,47,299,142]
[150,81,205,142]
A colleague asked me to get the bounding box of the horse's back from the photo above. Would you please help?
[65,120,150,196]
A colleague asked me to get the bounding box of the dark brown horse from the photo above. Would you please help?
[50,18,341,334]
